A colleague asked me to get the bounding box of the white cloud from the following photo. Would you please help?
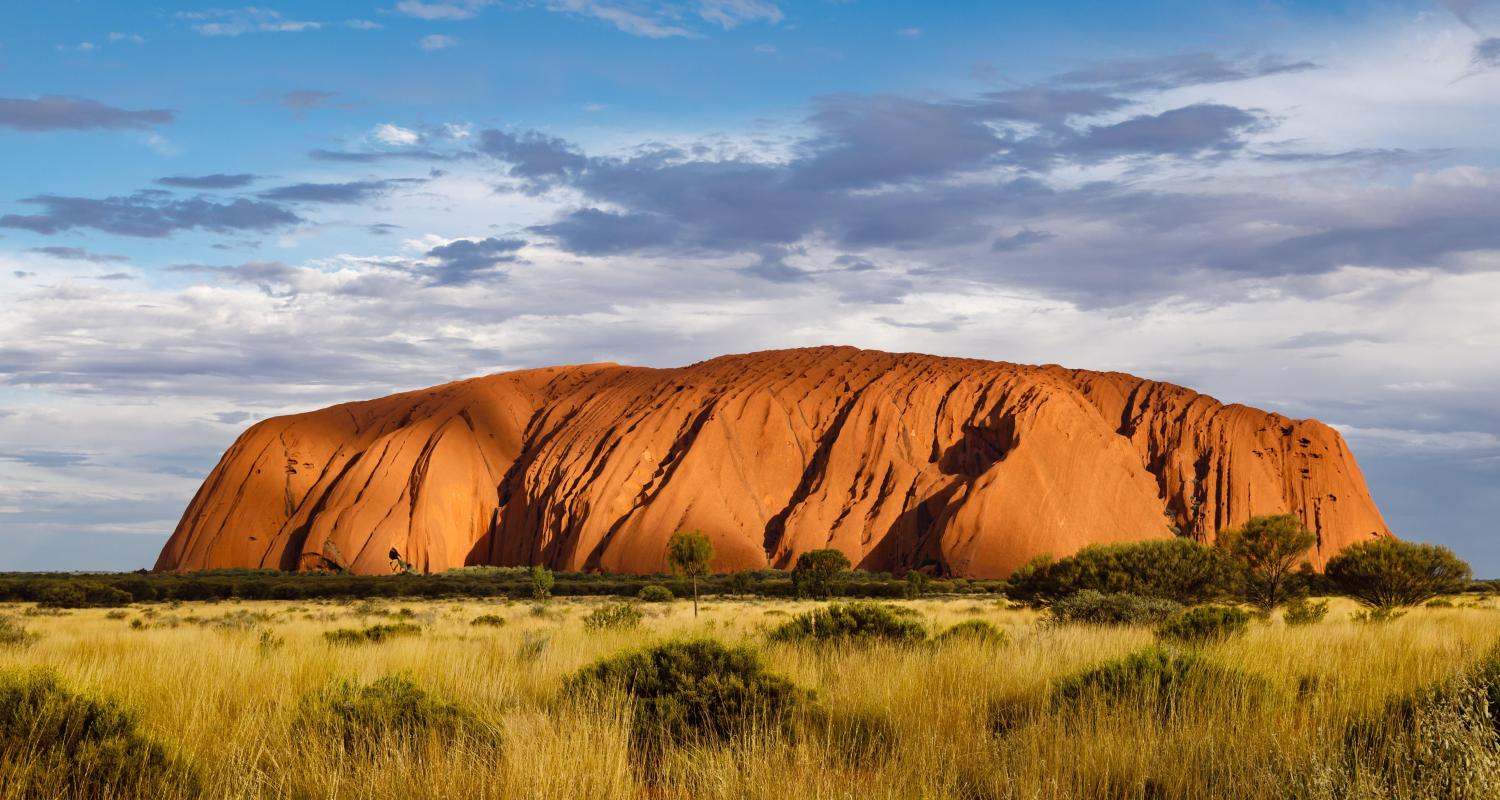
[373,123,422,145]
[419,34,459,50]
[393,0,492,20]
[178,8,321,36]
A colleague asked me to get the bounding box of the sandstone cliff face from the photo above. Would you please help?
[155,347,1391,577]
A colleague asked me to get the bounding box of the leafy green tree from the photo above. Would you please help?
[1216,514,1316,609]
[667,530,715,617]
[529,565,554,602]
[902,570,930,599]
[1007,539,1239,604]
[1325,539,1471,608]
[792,548,852,599]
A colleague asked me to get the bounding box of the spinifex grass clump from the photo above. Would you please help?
[563,639,806,755]
[0,669,199,799]
[296,674,475,753]
[1051,646,1267,717]
[1156,605,1251,645]
[1282,597,1330,626]
[0,617,33,648]
[1044,590,1183,626]
[638,584,674,603]
[322,621,422,644]
[936,619,1007,646]
[470,613,506,627]
[767,602,926,644]
[583,602,645,631]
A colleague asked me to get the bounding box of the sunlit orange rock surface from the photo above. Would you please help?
[155,347,1391,577]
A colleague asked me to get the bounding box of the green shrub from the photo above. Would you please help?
[1351,607,1407,624]
[1009,539,1241,604]
[470,613,506,627]
[1051,646,1265,714]
[36,581,132,609]
[768,602,926,644]
[903,571,930,599]
[297,674,473,752]
[1282,598,1330,626]
[936,619,1007,646]
[0,617,33,648]
[0,669,199,797]
[1326,539,1471,608]
[638,584,675,603]
[1215,514,1317,609]
[563,639,805,751]
[791,549,853,599]
[1045,590,1183,626]
[530,566,554,601]
[1156,605,1251,645]
[322,622,422,644]
[582,602,644,631]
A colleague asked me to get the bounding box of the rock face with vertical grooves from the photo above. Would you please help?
[155,347,1392,577]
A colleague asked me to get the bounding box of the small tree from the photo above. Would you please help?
[903,570,930,599]
[667,531,714,618]
[1325,539,1470,608]
[529,565,554,602]
[1216,514,1316,609]
[792,549,852,599]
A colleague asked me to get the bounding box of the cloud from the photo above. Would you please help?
[0,192,301,237]
[24,246,129,263]
[1050,52,1317,92]
[477,128,588,189]
[108,32,147,44]
[423,237,527,284]
[178,8,321,36]
[282,90,338,109]
[309,147,454,162]
[1070,103,1262,160]
[419,34,459,50]
[1474,37,1500,68]
[393,0,492,20]
[374,124,422,146]
[0,96,175,132]
[697,0,783,28]
[545,0,697,38]
[257,179,417,204]
[0,450,92,469]
[154,173,258,189]
[896,27,922,37]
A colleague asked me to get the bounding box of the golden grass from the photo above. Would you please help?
[1,595,1497,799]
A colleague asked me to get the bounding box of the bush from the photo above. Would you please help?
[1282,598,1330,626]
[530,566,554,601]
[936,619,1008,646]
[1326,539,1471,608]
[0,669,199,797]
[1008,539,1241,604]
[323,622,422,644]
[768,602,926,644]
[470,614,506,627]
[791,549,853,599]
[563,639,805,751]
[638,584,674,603]
[582,602,644,631]
[1216,514,1317,609]
[1156,605,1251,645]
[36,581,133,609]
[1351,607,1407,624]
[0,617,33,648]
[1051,646,1265,715]
[297,674,473,752]
[903,571,930,599]
[1045,590,1183,626]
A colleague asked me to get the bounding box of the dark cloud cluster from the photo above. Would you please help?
[0,96,174,131]
[258,178,419,204]
[154,173,258,189]
[424,237,527,285]
[0,191,301,237]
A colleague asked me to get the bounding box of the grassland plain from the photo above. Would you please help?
[1,594,1498,800]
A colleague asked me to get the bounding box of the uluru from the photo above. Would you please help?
[155,347,1391,578]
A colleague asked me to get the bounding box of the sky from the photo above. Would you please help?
[0,0,1497,575]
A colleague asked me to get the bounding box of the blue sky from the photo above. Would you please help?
[1,0,1498,574]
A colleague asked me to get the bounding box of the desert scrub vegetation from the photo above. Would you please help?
[936,618,1007,645]
[0,594,1495,799]
[766,601,926,644]
[1156,605,1251,645]
[322,621,422,644]
[0,668,199,799]
[296,673,476,753]
[563,638,805,757]
[582,602,645,631]
[1044,589,1183,626]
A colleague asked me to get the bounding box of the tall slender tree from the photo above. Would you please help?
[667,531,715,618]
